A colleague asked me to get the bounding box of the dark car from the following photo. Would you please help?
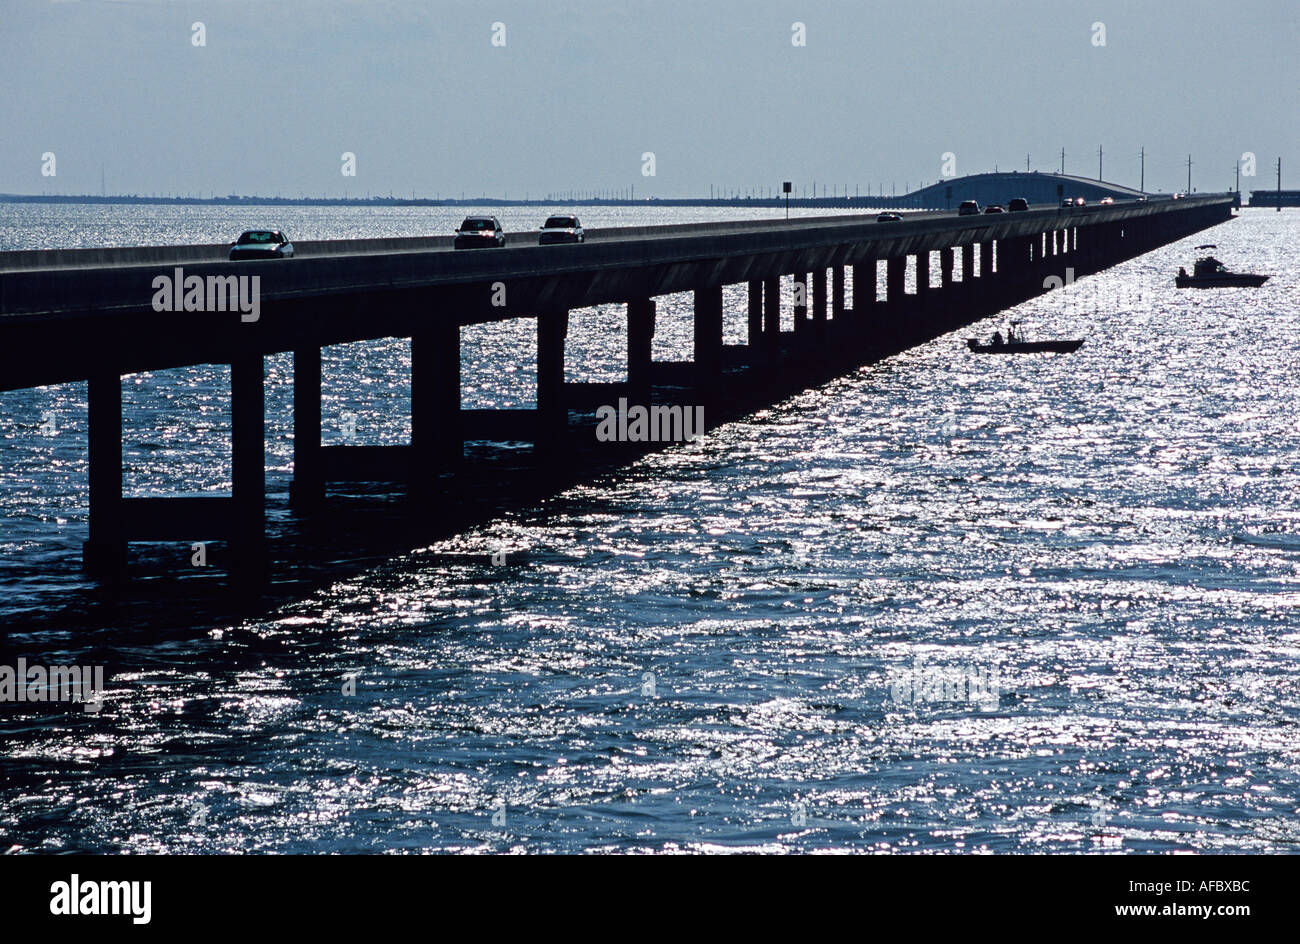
[538,215,584,245]
[454,216,506,249]
[1061,198,1075,208]
[230,229,293,260]
[1008,197,1029,212]
[876,212,902,222]
[958,200,980,216]
[983,204,1005,214]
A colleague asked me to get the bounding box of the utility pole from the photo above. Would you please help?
[1026,153,1030,172]
[1060,147,1065,175]
[1098,145,1103,181]
[1140,147,1145,192]
[1187,154,1192,193]
[1235,159,1240,193]
[1278,157,1283,211]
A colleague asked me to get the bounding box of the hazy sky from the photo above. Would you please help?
[2,0,1296,198]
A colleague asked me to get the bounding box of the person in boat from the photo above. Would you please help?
[1179,266,1188,278]
[1006,324,1017,343]
[990,330,1003,346]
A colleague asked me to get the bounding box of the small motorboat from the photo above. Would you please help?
[1175,246,1269,288]
[967,322,1083,354]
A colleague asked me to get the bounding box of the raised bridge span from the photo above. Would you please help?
[0,194,1235,578]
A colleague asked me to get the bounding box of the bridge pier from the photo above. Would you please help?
[84,357,267,577]
[83,370,126,577]
[853,261,876,325]
[412,319,462,478]
[832,266,846,321]
[747,281,763,359]
[628,297,656,398]
[763,277,781,360]
[793,274,809,336]
[916,251,931,312]
[812,267,828,341]
[230,354,267,575]
[290,347,323,507]
[884,257,906,347]
[537,309,569,446]
[693,285,723,385]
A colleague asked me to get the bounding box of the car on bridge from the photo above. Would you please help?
[958,200,980,216]
[538,215,584,244]
[1061,198,1075,208]
[1074,197,1087,206]
[229,230,293,260]
[984,204,1005,214]
[1099,197,1115,205]
[1008,197,1029,212]
[454,217,507,249]
[876,212,902,222]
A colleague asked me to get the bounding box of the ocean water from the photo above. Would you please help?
[1,203,1298,853]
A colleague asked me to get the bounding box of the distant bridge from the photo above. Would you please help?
[0,195,1234,580]
[878,172,1154,209]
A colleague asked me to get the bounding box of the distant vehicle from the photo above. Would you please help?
[983,204,1005,214]
[1061,198,1075,208]
[1136,196,1148,202]
[876,212,902,222]
[229,229,293,260]
[1098,196,1115,205]
[538,215,584,244]
[1172,192,1185,200]
[1074,197,1087,206]
[958,200,980,216]
[1007,197,1029,212]
[454,216,506,249]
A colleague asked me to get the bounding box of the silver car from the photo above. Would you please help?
[538,215,584,245]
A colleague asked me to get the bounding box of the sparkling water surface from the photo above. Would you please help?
[1,204,1298,853]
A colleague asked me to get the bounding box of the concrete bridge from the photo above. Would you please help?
[0,195,1234,579]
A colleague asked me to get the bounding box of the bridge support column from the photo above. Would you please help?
[812,267,828,341]
[290,347,323,507]
[832,265,846,321]
[230,353,266,574]
[793,274,809,336]
[886,257,905,306]
[1005,236,1029,291]
[960,244,975,298]
[411,318,462,478]
[83,370,126,577]
[537,309,569,446]
[628,297,655,397]
[763,277,781,360]
[976,241,992,305]
[693,286,723,384]
[916,252,931,311]
[853,261,876,325]
[884,257,906,348]
[939,248,954,290]
[747,281,763,354]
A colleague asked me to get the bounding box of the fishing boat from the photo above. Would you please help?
[966,322,1083,354]
[1175,246,1269,288]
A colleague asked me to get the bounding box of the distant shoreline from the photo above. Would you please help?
[0,192,884,210]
